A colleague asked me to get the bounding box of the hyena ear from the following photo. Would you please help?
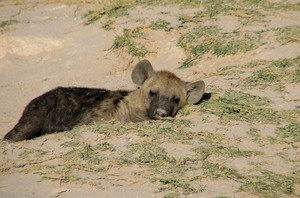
[186,80,205,104]
[131,59,155,86]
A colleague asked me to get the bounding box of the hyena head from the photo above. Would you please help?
[131,59,205,120]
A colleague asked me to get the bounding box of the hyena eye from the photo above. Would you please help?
[172,96,180,103]
[149,90,158,97]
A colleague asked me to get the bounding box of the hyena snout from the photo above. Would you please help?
[149,106,174,119]
[156,108,167,117]
[148,97,178,119]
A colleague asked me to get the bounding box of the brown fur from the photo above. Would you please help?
[3,60,205,142]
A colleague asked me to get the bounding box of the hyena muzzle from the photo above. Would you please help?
[3,60,205,142]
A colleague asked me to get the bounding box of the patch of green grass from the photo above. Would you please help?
[157,176,204,195]
[83,0,299,27]
[102,19,115,30]
[68,144,101,164]
[178,26,218,63]
[150,19,172,31]
[194,144,263,160]
[277,152,300,163]
[83,2,130,25]
[2,113,299,197]
[203,162,300,197]
[213,33,258,56]
[216,65,244,76]
[162,191,180,198]
[240,170,300,197]
[83,10,104,25]
[27,140,108,184]
[214,56,300,91]
[88,119,210,196]
[246,128,266,145]
[275,122,300,147]
[242,59,268,68]
[178,26,261,68]
[90,118,193,143]
[62,138,81,147]
[273,2,300,11]
[121,143,176,168]
[112,27,149,58]
[1,135,109,183]
[95,142,116,151]
[19,149,48,159]
[214,196,233,198]
[105,5,129,18]
[202,161,245,181]
[1,19,18,28]
[136,18,146,23]
[82,0,292,65]
[245,67,281,85]
[41,171,82,183]
[177,104,198,116]
[275,26,300,44]
[197,0,265,19]
[244,56,300,88]
[63,142,108,170]
[0,19,18,28]
[198,90,279,124]
[272,58,290,68]
[193,131,229,146]
[295,68,300,82]
[193,0,267,24]
[178,15,197,26]
[201,0,235,18]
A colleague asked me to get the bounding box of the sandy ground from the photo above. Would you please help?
[0,2,201,198]
[0,1,300,198]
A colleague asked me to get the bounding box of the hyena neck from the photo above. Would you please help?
[115,90,149,122]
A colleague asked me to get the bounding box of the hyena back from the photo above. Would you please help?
[4,60,205,142]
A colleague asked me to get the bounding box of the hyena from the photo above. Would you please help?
[3,60,205,142]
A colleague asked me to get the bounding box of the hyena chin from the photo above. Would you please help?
[3,59,205,142]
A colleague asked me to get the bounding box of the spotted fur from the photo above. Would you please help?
[4,60,205,142]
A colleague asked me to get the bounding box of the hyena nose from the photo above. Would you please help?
[156,108,167,117]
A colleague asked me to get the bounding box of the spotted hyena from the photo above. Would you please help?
[3,60,205,142]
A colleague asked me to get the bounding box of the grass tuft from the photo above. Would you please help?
[244,56,300,88]
[202,161,245,181]
[275,122,300,147]
[150,19,172,31]
[0,19,18,28]
[194,144,263,160]
[121,143,176,168]
[178,26,261,68]
[158,176,204,195]
[240,170,300,197]
[112,28,149,58]
[275,26,300,45]
[198,90,278,124]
